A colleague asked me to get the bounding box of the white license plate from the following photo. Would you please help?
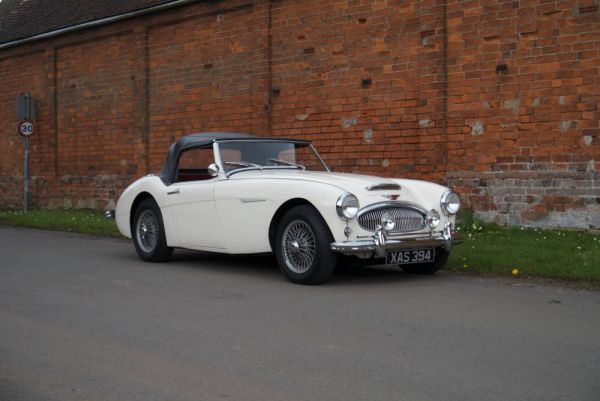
[386,248,435,265]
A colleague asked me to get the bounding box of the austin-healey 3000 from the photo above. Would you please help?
[113,132,461,284]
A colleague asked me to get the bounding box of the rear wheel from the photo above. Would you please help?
[275,205,337,284]
[132,198,173,262]
[401,249,449,275]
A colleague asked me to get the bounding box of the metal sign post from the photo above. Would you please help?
[17,93,36,213]
[19,121,34,212]
[23,136,29,212]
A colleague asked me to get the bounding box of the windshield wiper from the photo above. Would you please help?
[224,161,260,168]
[268,158,305,170]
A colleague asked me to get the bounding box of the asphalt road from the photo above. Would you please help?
[1,227,599,401]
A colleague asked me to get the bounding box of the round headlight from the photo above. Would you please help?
[381,212,395,232]
[336,193,359,220]
[441,191,461,215]
[427,209,440,229]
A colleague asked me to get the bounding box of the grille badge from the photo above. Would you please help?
[381,194,400,200]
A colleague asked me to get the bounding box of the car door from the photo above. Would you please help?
[214,178,277,254]
[164,146,224,250]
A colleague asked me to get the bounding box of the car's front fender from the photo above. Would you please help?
[213,178,350,253]
[114,175,172,241]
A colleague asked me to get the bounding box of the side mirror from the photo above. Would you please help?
[207,163,220,177]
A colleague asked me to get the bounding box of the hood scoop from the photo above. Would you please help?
[366,183,401,191]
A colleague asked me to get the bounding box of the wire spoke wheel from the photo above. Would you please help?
[136,209,159,253]
[282,220,316,274]
[275,205,337,284]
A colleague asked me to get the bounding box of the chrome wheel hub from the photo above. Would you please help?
[282,220,316,274]
[136,210,159,253]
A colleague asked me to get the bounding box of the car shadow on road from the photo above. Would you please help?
[167,249,441,286]
[334,262,445,285]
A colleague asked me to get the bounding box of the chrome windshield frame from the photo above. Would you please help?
[214,139,330,177]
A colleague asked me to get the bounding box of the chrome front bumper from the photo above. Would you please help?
[330,223,461,258]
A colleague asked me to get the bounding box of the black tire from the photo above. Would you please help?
[131,198,173,262]
[275,205,337,285]
[401,248,449,275]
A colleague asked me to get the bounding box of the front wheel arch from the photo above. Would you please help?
[268,198,333,252]
[129,191,155,230]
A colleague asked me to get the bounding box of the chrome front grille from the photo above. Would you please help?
[357,205,426,233]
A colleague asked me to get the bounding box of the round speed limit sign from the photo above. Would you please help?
[19,121,34,137]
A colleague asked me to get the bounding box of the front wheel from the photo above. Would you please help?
[401,249,449,275]
[132,198,173,262]
[275,205,337,285]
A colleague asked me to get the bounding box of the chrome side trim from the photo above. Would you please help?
[239,198,266,203]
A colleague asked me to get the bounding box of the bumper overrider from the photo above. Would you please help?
[330,222,462,258]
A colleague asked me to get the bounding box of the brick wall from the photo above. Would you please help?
[147,1,270,171]
[0,0,599,228]
[270,0,447,179]
[445,0,600,228]
[0,50,50,206]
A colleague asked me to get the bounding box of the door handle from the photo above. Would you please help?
[167,189,180,195]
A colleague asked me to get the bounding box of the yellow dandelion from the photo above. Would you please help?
[512,268,519,276]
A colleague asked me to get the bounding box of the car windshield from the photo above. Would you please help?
[217,140,328,174]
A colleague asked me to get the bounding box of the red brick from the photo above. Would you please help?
[0,0,598,228]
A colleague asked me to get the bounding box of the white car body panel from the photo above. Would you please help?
[164,180,223,250]
[213,174,350,253]
[116,168,456,254]
[115,175,169,240]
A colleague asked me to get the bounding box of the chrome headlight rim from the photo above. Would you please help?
[440,190,461,216]
[336,192,359,220]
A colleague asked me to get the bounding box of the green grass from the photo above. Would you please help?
[1,208,599,284]
[0,208,121,237]
[447,212,600,284]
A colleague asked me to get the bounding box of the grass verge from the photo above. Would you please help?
[447,212,600,284]
[0,208,121,237]
[1,208,599,284]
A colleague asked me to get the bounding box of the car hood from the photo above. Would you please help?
[231,169,448,210]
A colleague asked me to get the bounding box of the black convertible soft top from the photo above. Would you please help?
[158,132,310,185]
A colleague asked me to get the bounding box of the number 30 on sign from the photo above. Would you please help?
[19,121,34,136]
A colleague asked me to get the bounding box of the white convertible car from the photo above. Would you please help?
[113,133,462,284]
